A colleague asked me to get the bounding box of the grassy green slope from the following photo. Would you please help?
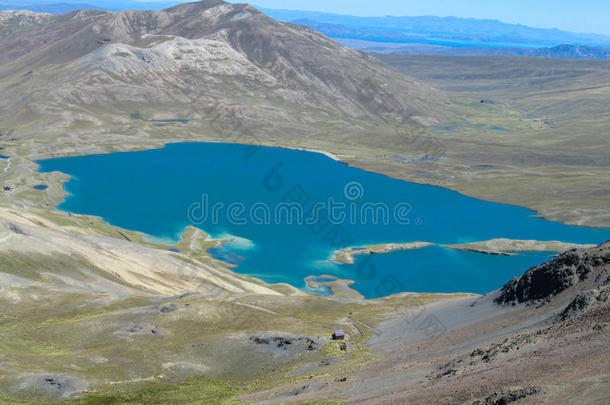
[376,54,610,227]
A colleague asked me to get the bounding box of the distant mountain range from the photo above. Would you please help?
[0,1,182,13]
[264,9,610,48]
[2,1,610,59]
[0,3,101,13]
[263,9,610,59]
[339,40,610,60]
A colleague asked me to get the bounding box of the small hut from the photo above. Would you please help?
[332,329,345,340]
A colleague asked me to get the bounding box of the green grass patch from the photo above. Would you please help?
[65,378,239,405]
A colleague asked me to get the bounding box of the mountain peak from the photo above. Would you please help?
[165,0,260,16]
[0,1,445,141]
[165,0,232,12]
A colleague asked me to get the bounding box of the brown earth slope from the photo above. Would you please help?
[0,0,442,135]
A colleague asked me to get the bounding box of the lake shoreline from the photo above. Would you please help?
[29,139,610,230]
[33,142,610,298]
[277,146,341,161]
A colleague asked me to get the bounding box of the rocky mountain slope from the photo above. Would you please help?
[496,242,610,305]
[0,0,442,148]
[0,206,286,298]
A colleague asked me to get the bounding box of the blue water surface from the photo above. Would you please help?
[36,143,610,298]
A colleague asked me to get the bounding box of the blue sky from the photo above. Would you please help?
[13,0,610,36]
[239,0,610,36]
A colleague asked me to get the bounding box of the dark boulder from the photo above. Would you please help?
[476,386,540,405]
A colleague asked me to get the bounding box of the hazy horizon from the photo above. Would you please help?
[245,0,610,36]
[1,0,609,37]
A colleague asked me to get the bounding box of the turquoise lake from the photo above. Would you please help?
[37,143,610,298]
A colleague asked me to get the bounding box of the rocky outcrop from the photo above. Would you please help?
[477,386,541,405]
[495,241,610,305]
[558,285,609,321]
